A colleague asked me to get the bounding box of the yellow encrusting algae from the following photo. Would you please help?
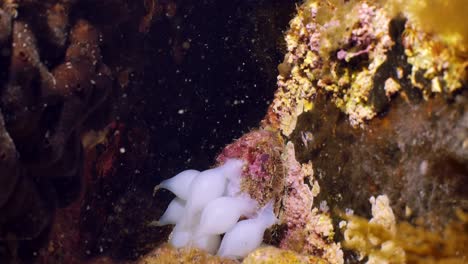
[343,195,468,264]
[266,0,467,136]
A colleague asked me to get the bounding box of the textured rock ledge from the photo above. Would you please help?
[140,0,468,263]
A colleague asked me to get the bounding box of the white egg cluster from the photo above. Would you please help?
[154,159,278,259]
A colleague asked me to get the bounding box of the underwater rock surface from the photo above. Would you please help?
[261,0,468,262]
[0,0,150,262]
[264,0,468,229]
[291,91,467,227]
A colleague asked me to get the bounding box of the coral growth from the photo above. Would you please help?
[402,18,467,94]
[216,131,343,262]
[265,0,467,135]
[344,195,468,263]
[260,0,467,262]
[266,0,394,133]
[344,195,404,263]
[216,129,285,208]
[279,142,343,264]
[215,130,343,262]
[243,246,327,264]
[136,244,238,264]
[388,0,468,51]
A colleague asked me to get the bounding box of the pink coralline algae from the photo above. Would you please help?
[217,131,343,263]
[267,0,395,136]
[351,3,377,48]
[216,129,284,208]
[281,142,314,229]
[279,142,343,264]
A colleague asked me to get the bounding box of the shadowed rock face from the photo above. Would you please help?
[0,0,299,263]
[261,1,467,245]
[0,1,144,262]
[291,90,468,229]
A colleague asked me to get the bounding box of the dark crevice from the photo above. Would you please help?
[369,16,422,115]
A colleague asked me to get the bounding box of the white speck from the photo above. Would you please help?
[339,220,347,229]
[178,109,185,114]
[419,160,429,175]
[119,147,126,154]
[319,200,329,212]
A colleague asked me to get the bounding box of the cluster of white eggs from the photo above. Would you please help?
[154,159,277,259]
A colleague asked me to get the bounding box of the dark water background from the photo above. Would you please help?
[83,0,299,260]
[140,0,298,182]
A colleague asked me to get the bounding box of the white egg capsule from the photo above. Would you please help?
[169,226,192,248]
[182,159,244,229]
[169,211,202,248]
[224,174,241,197]
[219,159,244,181]
[181,167,227,227]
[217,201,277,259]
[192,234,221,255]
[222,159,244,196]
[153,169,199,200]
[197,196,258,235]
[156,197,185,226]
